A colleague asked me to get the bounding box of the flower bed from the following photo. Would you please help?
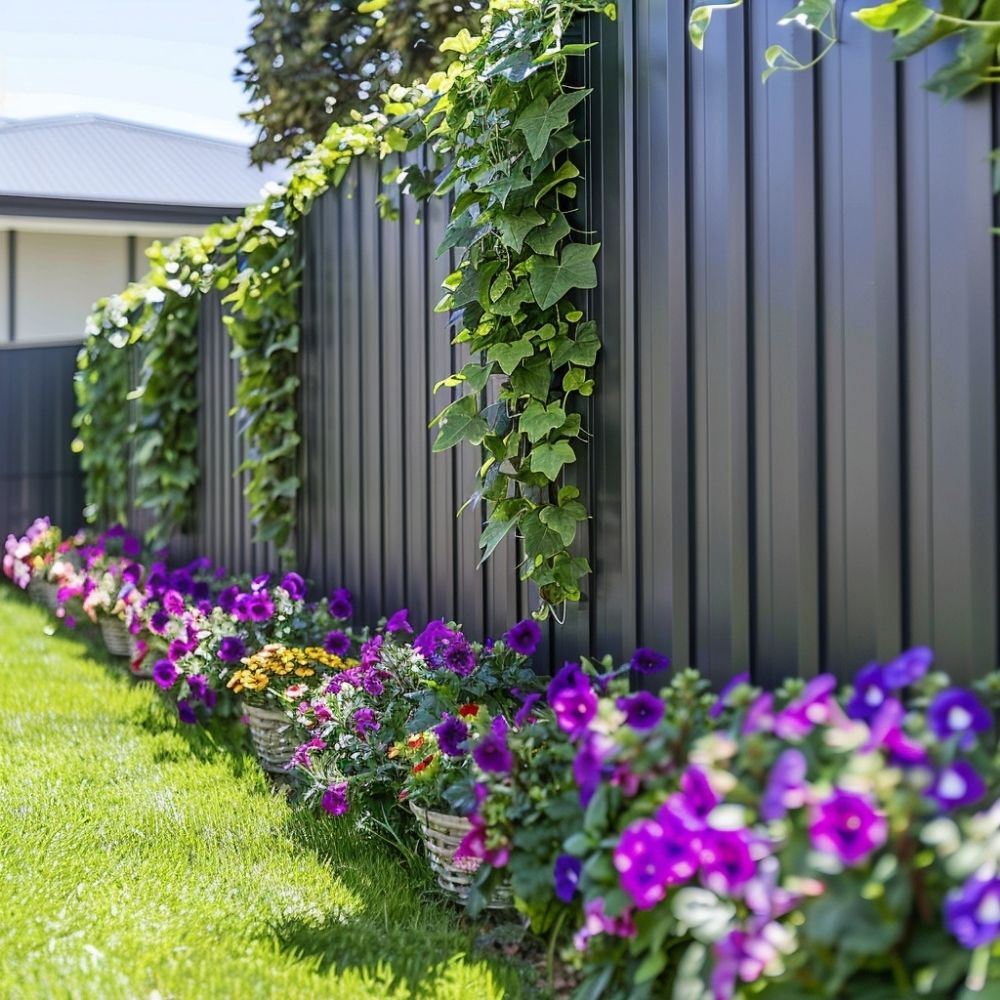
[7,516,999,997]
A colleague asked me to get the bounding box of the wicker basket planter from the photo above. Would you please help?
[244,703,300,773]
[27,577,60,611]
[409,803,511,907]
[100,617,136,659]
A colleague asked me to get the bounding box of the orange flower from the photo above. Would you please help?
[407,734,425,749]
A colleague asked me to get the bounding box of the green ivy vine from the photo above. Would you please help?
[75,0,611,613]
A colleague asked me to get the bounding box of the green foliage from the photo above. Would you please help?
[690,0,1000,99]
[235,0,481,164]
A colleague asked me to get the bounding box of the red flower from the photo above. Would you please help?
[459,703,480,718]
[407,734,425,749]
[412,754,435,774]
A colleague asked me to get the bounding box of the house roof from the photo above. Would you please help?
[0,115,283,215]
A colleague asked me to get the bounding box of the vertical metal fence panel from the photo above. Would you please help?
[0,344,84,537]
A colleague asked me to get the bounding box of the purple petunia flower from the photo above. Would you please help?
[863,698,928,766]
[152,659,177,690]
[513,691,541,728]
[149,609,171,635]
[359,635,383,669]
[710,672,751,718]
[187,674,209,701]
[809,789,886,865]
[413,619,457,658]
[945,873,1000,949]
[616,691,665,731]
[845,662,889,722]
[504,618,542,657]
[353,707,379,737]
[218,585,240,613]
[329,587,353,620]
[663,767,719,832]
[773,674,838,740]
[614,813,698,910]
[122,534,142,558]
[169,569,193,595]
[699,829,756,896]
[324,630,352,657]
[385,608,414,634]
[251,574,270,591]
[218,636,246,663]
[246,591,274,622]
[573,735,610,807]
[760,748,808,821]
[630,647,670,675]
[280,572,306,601]
[928,761,987,811]
[742,691,775,735]
[554,854,582,904]
[361,669,384,698]
[928,688,993,750]
[146,566,168,595]
[573,898,637,951]
[163,590,185,616]
[433,713,470,757]
[291,737,327,770]
[883,646,933,689]
[321,782,350,816]
[191,580,211,603]
[202,688,218,710]
[547,663,598,739]
[167,639,191,663]
[472,732,513,774]
[177,699,197,725]
[442,636,477,677]
[123,562,143,585]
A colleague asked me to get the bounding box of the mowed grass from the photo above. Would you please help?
[0,588,529,1000]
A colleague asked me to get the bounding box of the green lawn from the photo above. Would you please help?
[0,588,529,1000]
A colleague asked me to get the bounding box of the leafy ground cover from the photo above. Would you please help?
[0,587,529,1000]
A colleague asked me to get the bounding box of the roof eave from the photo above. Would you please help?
[0,194,244,226]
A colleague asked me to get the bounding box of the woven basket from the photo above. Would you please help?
[28,577,60,611]
[244,703,300,773]
[409,803,511,907]
[100,617,136,658]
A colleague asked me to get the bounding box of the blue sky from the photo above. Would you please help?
[0,0,255,142]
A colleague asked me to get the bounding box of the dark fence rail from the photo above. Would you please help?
[5,6,998,684]
[0,343,84,538]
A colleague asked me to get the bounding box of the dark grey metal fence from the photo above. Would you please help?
[7,5,999,683]
[0,343,84,538]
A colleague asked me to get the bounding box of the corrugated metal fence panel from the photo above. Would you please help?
[171,294,278,576]
[290,8,998,682]
[0,344,84,537]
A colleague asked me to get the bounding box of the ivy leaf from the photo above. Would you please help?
[508,354,552,400]
[515,89,590,160]
[852,0,933,34]
[529,243,600,310]
[689,2,743,50]
[529,440,577,480]
[520,509,566,560]
[533,161,580,205]
[478,517,517,566]
[431,395,489,452]
[520,400,567,443]
[539,505,578,547]
[487,338,534,375]
[551,320,601,368]
[525,213,571,256]
[493,208,544,253]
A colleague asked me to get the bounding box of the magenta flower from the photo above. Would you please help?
[385,607,413,634]
[664,767,719,831]
[353,707,379,737]
[187,674,209,701]
[163,590,185,615]
[324,630,351,657]
[152,659,177,690]
[630,647,670,674]
[218,585,239,613]
[945,874,1000,949]
[513,690,541,727]
[547,663,598,739]
[862,698,928,765]
[441,636,476,676]
[928,761,986,811]
[773,674,838,740]
[554,854,583,903]
[218,636,246,662]
[573,898,637,951]
[360,635,383,669]
[504,618,542,656]
[472,732,513,774]
[149,609,170,635]
[573,735,610,807]
[760,748,808,821]
[710,672,751,718]
[742,691,775,735]
[433,713,470,757]
[928,688,992,750]
[809,789,886,865]
[279,571,306,600]
[321,782,350,816]
[329,587,353,620]
[246,591,274,622]
[414,619,456,657]
[291,737,327,769]
[616,691,665,731]
[699,829,756,896]
[454,814,509,867]
[614,814,698,910]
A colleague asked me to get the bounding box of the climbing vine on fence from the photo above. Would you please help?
[75,0,613,612]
